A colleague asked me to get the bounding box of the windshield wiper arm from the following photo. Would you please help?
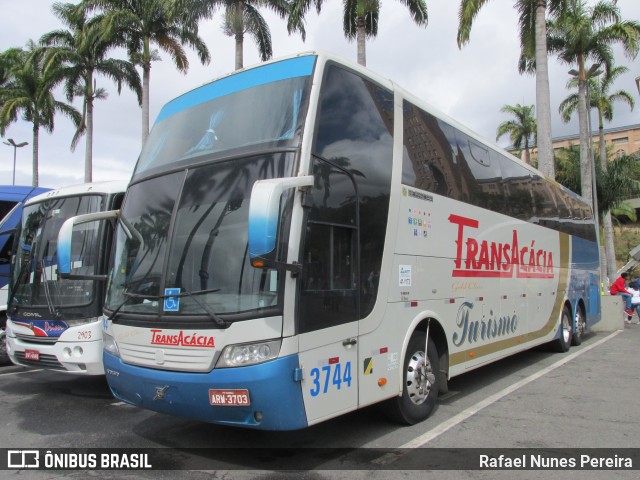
[105,292,139,323]
[6,243,35,315]
[40,259,62,319]
[173,288,227,327]
[118,288,227,327]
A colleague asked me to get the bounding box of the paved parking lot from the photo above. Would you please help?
[0,321,638,479]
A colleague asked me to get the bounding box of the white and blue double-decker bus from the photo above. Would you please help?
[58,51,600,429]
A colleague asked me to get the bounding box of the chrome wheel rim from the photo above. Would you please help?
[575,310,585,338]
[406,350,433,405]
[562,314,571,343]
[0,331,6,357]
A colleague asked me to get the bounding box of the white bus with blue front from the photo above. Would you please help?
[58,52,600,429]
[6,181,126,374]
[0,185,51,364]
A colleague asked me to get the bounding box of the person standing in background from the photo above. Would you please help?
[626,280,640,324]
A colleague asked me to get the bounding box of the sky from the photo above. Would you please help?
[1,0,639,188]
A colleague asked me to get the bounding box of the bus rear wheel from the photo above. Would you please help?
[552,306,573,352]
[572,307,586,346]
[386,332,439,425]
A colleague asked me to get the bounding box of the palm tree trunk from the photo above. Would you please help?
[235,31,244,70]
[235,1,244,70]
[598,113,616,280]
[85,78,94,183]
[142,63,150,146]
[534,0,554,179]
[577,56,591,206]
[32,122,39,187]
[356,16,366,67]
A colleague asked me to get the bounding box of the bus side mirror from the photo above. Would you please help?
[57,209,120,280]
[248,175,313,269]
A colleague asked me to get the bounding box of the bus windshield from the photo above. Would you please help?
[134,65,312,178]
[105,152,296,318]
[11,195,104,312]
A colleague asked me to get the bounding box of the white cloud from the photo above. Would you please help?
[1,0,638,188]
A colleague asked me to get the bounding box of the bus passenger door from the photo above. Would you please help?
[297,158,359,425]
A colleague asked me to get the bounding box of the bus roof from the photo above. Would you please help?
[0,185,51,203]
[150,50,586,206]
[24,180,128,207]
[161,51,546,178]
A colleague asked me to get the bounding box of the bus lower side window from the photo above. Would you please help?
[299,223,357,333]
[302,223,354,291]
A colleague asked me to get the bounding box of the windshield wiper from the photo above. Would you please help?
[171,288,227,327]
[105,292,138,323]
[7,242,36,315]
[112,288,227,327]
[40,259,62,319]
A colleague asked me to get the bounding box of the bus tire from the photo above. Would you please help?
[386,332,439,425]
[0,312,8,366]
[571,306,586,346]
[552,306,572,352]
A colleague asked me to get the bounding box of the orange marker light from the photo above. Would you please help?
[378,378,387,387]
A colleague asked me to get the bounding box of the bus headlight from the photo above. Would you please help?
[216,339,281,368]
[103,331,120,358]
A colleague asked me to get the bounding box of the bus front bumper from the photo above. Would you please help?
[104,351,308,430]
[6,319,105,375]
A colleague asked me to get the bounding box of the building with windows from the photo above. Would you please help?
[551,124,640,159]
[511,124,640,162]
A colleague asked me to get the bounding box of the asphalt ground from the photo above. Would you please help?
[0,321,638,479]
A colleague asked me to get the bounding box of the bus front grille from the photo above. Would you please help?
[15,334,59,345]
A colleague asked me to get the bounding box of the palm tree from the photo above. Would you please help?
[496,103,537,165]
[458,0,565,181]
[547,0,640,207]
[555,145,640,216]
[41,2,142,182]
[184,0,295,71]
[287,0,428,67]
[559,64,634,279]
[85,0,210,145]
[0,49,21,113]
[0,41,82,186]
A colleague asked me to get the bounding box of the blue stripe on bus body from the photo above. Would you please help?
[569,235,601,328]
[155,56,317,124]
[104,351,308,431]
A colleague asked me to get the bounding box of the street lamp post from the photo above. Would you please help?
[2,138,28,185]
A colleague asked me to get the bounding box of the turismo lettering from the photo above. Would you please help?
[150,329,215,348]
[452,302,518,347]
[449,214,554,279]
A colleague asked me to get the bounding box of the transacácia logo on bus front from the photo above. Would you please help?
[150,329,215,348]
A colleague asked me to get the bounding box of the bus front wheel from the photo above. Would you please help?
[386,332,440,425]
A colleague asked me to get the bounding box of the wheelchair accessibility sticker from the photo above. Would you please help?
[163,288,180,312]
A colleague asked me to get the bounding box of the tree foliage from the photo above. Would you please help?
[0,41,81,186]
